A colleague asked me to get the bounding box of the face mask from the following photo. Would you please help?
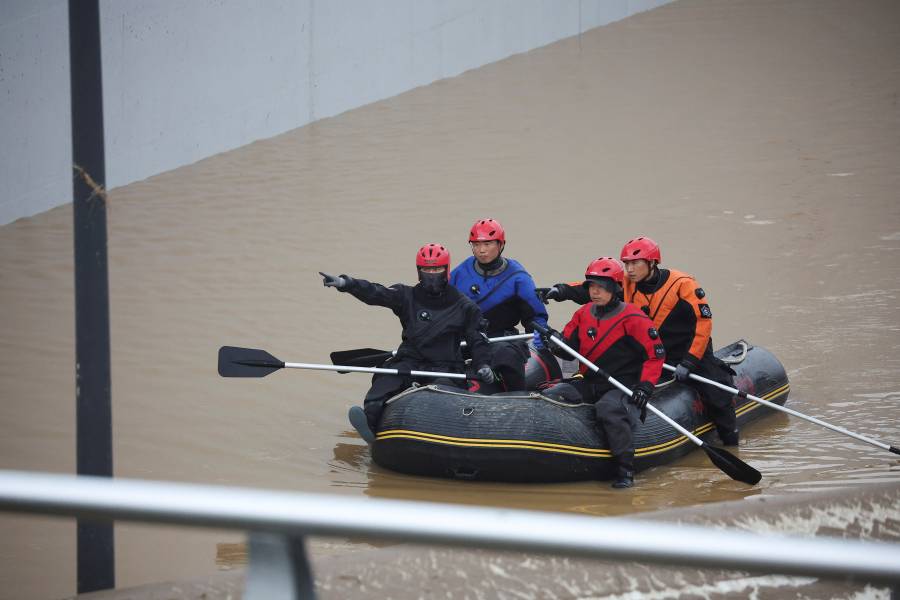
[418,270,448,295]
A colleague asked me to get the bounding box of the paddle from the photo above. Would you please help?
[218,346,469,380]
[329,348,395,368]
[531,323,762,485]
[330,333,535,368]
[663,363,900,456]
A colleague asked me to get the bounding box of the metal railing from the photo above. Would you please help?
[1,469,899,599]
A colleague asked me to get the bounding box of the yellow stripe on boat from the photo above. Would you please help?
[377,430,613,457]
[636,384,790,456]
[375,383,790,459]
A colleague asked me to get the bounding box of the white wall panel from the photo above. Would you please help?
[0,0,673,225]
[0,1,71,221]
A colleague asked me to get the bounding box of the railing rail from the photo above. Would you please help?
[1,469,899,599]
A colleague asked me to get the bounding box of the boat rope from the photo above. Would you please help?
[721,340,749,364]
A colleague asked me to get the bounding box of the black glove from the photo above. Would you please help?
[539,327,562,349]
[320,272,349,289]
[674,360,695,382]
[630,381,654,423]
[476,365,496,385]
[536,285,563,304]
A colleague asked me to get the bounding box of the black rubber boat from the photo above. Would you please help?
[370,340,789,482]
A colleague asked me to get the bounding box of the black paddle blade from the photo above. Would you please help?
[329,348,394,368]
[218,346,284,378]
[703,443,762,485]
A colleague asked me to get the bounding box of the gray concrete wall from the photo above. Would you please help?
[0,0,673,225]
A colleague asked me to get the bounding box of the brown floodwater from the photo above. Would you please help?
[2,0,900,597]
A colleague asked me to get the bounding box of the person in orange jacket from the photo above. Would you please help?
[540,257,664,488]
[619,236,738,445]
[540,237,739,446]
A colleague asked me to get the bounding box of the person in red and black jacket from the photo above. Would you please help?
[540,257,664,489]
[539,237,739,447]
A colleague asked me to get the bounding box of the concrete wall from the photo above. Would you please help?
[0,0,673,226]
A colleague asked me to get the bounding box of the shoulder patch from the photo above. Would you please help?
[695,288,706,299]
[654,343,666,358]
[699,304,712,318]
[648,327,659,340]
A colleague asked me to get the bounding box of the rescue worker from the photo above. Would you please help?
[540,257,664,488]
[321,243,494,443]
[450,218,549,391]
[619,236,739,445]
[539,237,739,446]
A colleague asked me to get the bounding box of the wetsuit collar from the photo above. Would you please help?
[637,267,668,294]
[590,297,623,318]
[474,256,508,277]
[413,282,456,308]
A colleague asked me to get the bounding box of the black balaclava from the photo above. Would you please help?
[418,268,448,296]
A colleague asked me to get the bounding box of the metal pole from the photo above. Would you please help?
[69,0,114,592]
[1,471,899,586]
[245,533,316,600]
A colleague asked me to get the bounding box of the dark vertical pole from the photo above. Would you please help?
[69,0,115,593]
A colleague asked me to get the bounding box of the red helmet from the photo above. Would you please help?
[416,243,451,269]
[469,218,506,243]
[584,257,624,285]
[620,236,661,263]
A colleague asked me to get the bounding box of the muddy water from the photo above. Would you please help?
[2,0,900,597]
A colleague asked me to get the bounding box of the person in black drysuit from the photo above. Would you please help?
[320,242,494,443]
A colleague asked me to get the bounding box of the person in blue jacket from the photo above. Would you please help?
[450,218,549,391]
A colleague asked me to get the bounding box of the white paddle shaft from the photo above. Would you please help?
[284,362,467,380]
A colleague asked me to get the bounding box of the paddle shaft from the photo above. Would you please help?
[530,324,761,485]
[663,364,900,454]
[382,333,535,357]
[467,332,533,346]
[544,334,705,447]
[284,361,468,380]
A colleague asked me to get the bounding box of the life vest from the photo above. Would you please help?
[561,301,664,391]
[621,268,712,364]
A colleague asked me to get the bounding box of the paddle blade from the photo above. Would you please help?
[703,443,762,485]
[218,346,284,378]
[329,348,394,368]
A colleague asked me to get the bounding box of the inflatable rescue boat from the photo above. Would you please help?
[370,340,789,482]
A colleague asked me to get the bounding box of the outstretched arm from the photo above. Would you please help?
[537,281,590,305]
[319,272,404,311]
